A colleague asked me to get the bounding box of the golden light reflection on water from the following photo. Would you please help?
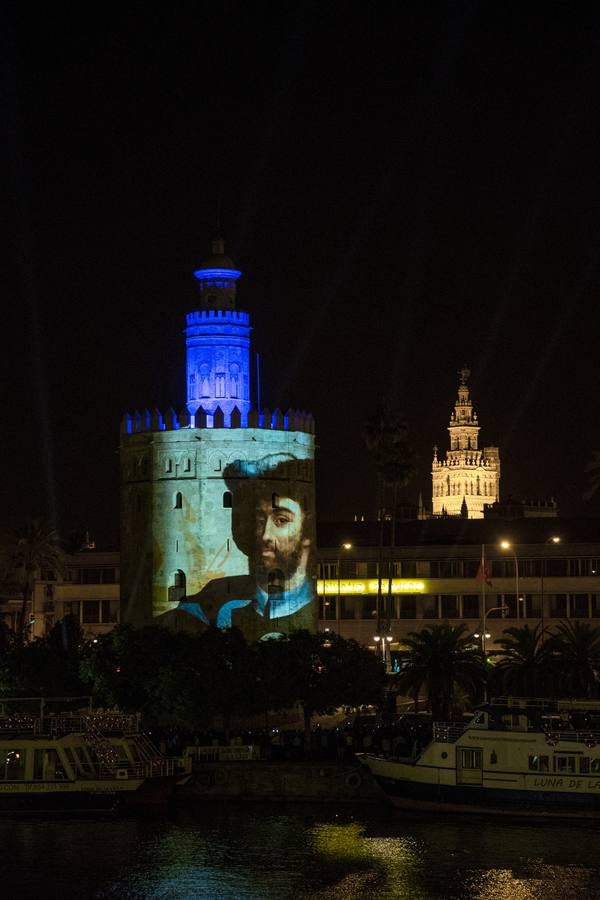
[306,822,600,900]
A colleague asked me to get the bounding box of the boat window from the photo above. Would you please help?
[528,755,549,772]
[554,756,576,774]
[33,749,67,781]
[62,747,79,776]
[580,757,590,774]
[460,749,482,769]
[2,749,26,781]
[73,746,94,774]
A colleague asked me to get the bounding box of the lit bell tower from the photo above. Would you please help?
[431,367,500,518]
[185,238,251,423]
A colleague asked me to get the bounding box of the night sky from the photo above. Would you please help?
[4,4,600,548]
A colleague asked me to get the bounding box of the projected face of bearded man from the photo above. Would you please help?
[255,495,310,594]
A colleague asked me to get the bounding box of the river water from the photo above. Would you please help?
[2,803,599,899]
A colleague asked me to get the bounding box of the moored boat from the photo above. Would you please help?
[0,697,190,813]
[357,697,600,818]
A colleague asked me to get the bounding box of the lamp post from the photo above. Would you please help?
[337,542,353,636]
[500,540,520,619]
[473,602,505,703]
[373,633,393,672]
[541,536,561,637]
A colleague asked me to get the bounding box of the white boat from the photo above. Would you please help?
[357,697,600,818]
[0,697,190,813]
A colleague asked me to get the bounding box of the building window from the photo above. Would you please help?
[63,601,80,621]
[525,594,541,618]
[174,492,183,509]
[462,595,480,618]
[399,595,417,619]
[550,594,568,618]
[216,374,225,397]
[82,601,100,624]
[571,594,589,618]
[223,491,232,508]
[81,569,102,584]
[441,595,459,618]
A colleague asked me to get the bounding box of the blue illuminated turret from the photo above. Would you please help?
[186,239,251,423]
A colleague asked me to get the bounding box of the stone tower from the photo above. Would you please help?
[431,367,500,518]
[120,241,316,640]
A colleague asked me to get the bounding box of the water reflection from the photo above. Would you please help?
[1,807,599,899]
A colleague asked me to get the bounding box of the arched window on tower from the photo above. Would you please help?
[230,364,239,399]
[223,491,232,508]
[216,374,225,398]
[174,492,183,509]
[267,569,285,595]
[168,570,186,603]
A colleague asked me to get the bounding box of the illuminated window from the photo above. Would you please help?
[216,374,225,397]
[174,492,183,509]
[223,491,232,508]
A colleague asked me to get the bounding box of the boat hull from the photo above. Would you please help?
[369,770,600,818]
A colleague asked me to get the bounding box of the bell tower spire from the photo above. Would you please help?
[431,366,500,518]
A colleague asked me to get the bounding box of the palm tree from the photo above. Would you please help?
[362,409,416,632]
[397,623,485,720]
[494,624,553,697]
[546,620,600,699]
[584,450,600,501]
[3,519,65,642]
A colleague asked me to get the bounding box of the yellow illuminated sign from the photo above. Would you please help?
[317,579,425,596]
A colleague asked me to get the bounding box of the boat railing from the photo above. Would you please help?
[184,744,261,763]
[95,758,177,780]
[0,711,141,737]
[542,728,600,746]
[433,722,468,743]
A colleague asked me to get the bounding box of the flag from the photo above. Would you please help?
[476,560,492,588]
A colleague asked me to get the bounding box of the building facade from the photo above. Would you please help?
[0,549,120,641]
[119,241,317,640]
[317,518,600,656]
[431,367,500,518]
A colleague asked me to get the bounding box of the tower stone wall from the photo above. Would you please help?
[120,241,317,638]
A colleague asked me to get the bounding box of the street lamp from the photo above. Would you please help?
[337,542,353,636]
[541,535,561,635]
[500,540,520,619]
[373,633,393,672]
